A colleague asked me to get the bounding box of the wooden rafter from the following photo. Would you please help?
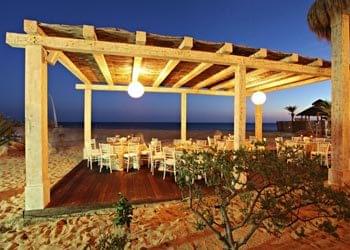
[153,37,193,87]
[211,53,299,90]
[172,43,233,88]
[132,31,146,83]
[83,25,114,85]
[193,48,267,89]
[23,20,91,85]
[46,51,60,65]
[6,32,331,77]
[246,58,324,89]
[75,83,235,96]
[257,77,329,93]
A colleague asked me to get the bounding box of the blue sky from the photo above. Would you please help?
[0,0,331,123]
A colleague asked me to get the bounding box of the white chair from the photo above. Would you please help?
[106,137,117,143]
[207,137,214,147]
[303,136,311,143]
[124,143,140,172]
[150,141,164,175]
[130,137,141,143]
[275,137,284,154]
[216,140,226,151]
[315,138,326,143]
[311,142,331,167]
[173,139,182,147]
[112,145,124,171]
[159,147,176,180]
[85,140,100,169]
[292,136,301,142]
[99,143,114,173]
[196,139,207,148]
[249,136,257,144]
[224,139,234,151]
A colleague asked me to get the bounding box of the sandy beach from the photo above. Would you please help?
[1,130,350,249]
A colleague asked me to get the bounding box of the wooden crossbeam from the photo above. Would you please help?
[153,37,193,87]
[246,58,324,89]
[172,43,233,88]
[211,53,299,90]
[131,31,146,83]
[23,20,91,84]
[258,77,329,93]
[75,83,235,96]
[58,52,92,84]
[6,32,331,77]
[46,51,60,65]
[193,48,267,90]
[83,25,114,85]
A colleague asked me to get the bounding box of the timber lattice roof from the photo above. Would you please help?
[6,20,331,95]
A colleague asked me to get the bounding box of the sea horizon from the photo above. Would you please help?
[58,121,278,132]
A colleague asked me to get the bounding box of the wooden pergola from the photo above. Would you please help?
[6,20,331,211]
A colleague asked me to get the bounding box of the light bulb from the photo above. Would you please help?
[127,81,144,98]
[251,91,266,105]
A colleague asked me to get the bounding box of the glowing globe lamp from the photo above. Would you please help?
[128,81,144,98]
[251,91,266,105]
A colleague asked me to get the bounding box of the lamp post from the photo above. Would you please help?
[251,91,266,141]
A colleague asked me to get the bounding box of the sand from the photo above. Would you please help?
[1,135,350,249]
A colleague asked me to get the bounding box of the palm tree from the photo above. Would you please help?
[285,106,297,122]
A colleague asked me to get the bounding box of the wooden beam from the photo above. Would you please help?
[329,13,350,186]
[181,93,187,142]
[234,65,247,150]
[58,52,92,84]
[24,45,50,210]
[251,77,329,93]
[46,51,60,65]
[132,31,146,83]
[83,25,114,85]
[75,83,235,96]
[173,43,233,88]
[193,48,267,90]
[24,19,46,36]
[84,89,92,159]
[246,58,324,89]
[211,53,300,90]
[153,37,193,87]
[23,20,91,84]
[6,33,331,77]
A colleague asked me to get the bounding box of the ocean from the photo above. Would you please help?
[58,122,277,132]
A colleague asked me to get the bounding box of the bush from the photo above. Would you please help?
[0,113,18,146]
[97,232,127,250]
[176,148,350,250]
[114,194,133,229]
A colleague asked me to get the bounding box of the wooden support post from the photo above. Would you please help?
[181,93,187,142]
[84,89,92,158]
[24,45,50,210]
[329,13,350,186]
[234,65,247,150]
[255,104,263,141]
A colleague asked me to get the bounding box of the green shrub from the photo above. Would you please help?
[114,194,133,229]
[176,148,350,250]
[97,232,127,250]
[0,113,19,146]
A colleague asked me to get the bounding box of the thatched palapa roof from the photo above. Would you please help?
[308,0,350,40]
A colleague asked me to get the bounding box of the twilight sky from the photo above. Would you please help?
[0,0,331,123]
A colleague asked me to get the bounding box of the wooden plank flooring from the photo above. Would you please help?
[47,160,186,208]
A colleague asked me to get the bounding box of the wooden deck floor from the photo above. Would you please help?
[47,160,186,208]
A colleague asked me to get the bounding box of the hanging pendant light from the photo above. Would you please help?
[127,81,144,98]
[251,91,266,105]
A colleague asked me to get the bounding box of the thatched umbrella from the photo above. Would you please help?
[307,0,350,40]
